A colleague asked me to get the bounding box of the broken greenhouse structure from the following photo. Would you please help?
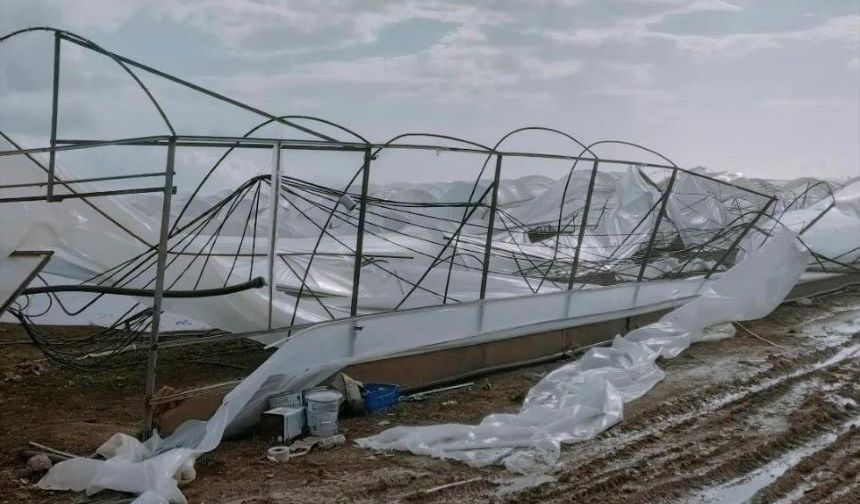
[1,27,859,503]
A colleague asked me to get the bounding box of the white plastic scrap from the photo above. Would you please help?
[355,229,810,472]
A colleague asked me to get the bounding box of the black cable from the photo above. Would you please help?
[22,277,265,298]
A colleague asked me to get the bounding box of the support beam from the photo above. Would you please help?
[350,148,372,317]
[143,137,176,436]
[47,32,61,202]
[637,167,678,282]
[568,158,600,290]
[705,197,776,278]
[267,142,282,329]
[479,154,503,300]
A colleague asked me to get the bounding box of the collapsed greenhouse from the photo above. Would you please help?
[1,28,859,503]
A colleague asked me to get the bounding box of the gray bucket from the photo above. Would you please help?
[305,389,342,437]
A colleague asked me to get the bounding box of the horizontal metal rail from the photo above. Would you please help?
[0,171,165,189]
[0,186,173,203]
[158,321,318,350]
[6,135,773,199]
[0,135,170,156]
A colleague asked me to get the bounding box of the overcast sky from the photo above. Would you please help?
[1,0,858,184]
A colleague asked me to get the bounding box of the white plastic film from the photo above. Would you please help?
[37,229,808,502]
[356,229,809,472]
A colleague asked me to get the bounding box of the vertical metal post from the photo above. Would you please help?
[47,32,61,202]
[705,196,775,278]
[637,167,678,282]
[143,137,175,437]
[479,154,503,300]
[266,142,282,329]
[567,158,599,290]
[350,148,372,317]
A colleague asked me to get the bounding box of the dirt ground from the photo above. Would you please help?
[1,286,859,504]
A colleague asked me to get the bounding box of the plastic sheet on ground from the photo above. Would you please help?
[37,229,808,502]
[355,228,809,472]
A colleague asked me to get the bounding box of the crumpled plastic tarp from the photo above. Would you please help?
[355,228,809,472]
[6,136,850,333]
[37,228,808,502]
[666,169,728,246]
[577,166,659,264]
[739,180,860,266]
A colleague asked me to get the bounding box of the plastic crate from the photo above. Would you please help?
[363,383,400,413]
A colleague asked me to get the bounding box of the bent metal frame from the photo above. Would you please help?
[1,27,804,435]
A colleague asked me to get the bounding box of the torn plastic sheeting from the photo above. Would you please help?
[6,139,822,336]
[37,267,719,502]
[577,166,659,264]
[37,229,806,502]
[355,228,809,472]
[666,169,728,247]
[740,180,860,266]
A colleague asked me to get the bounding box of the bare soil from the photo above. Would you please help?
[1,286,859,504]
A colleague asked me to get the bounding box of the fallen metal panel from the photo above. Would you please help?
[784,272,860,300]
[154,271,860,433]
[0,250,53,315]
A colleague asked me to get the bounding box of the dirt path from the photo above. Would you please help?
[1,286,858,503]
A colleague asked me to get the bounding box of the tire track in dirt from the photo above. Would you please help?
[744,418,859,504]
[514,339,859,504]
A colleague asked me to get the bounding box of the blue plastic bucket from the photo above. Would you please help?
[363,383,400,413]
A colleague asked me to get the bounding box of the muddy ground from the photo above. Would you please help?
[1,286,859,503]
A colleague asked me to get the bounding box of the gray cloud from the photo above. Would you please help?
[0,0,858,181]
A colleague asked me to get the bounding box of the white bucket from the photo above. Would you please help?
[305,389,342,437]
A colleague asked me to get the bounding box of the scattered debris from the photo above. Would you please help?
[26,454,52,473]
[27,441,76,460]
[181,359,250,371]
[3,360,48,382]
[526,371,547,381]
[286,437,317,459]
[494,474,557,497]
[331,373,364,415]
[151,385,183,418]
[3,288,860,502]
[266,446,290,463]
[317,434,346,450]
[18,450,66,464]
[406,382,474,401]
[735,321,786,348]
[421,476,483,495]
